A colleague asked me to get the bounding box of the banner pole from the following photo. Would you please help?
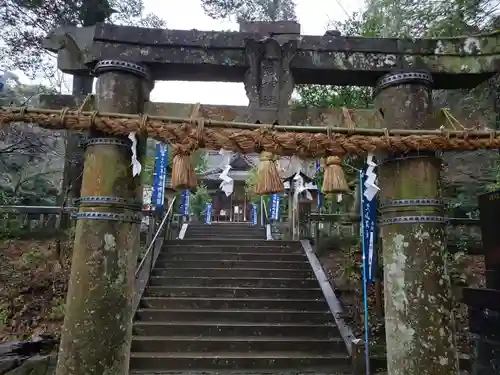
[359,169,371,375]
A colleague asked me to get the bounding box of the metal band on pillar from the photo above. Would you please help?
[94,59,154,99]
[373,70,433,97]
[94,60,151,81]
[73,212,143,223]
[375,70,434,165]
[379,199,446,225]
[379,198,444,209]
[77,196,143,210]
[84,137,131,148]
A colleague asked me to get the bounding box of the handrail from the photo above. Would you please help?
[135,199,175,275]
[262,199,269,224]
[262,199,273,240]
[300,239,356,355]
[133,197,177,312]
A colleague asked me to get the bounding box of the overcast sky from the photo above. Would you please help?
[145,0,363,106]
[14,0,364,105]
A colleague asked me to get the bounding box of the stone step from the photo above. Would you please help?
[187,226,264,230]
[166,239,298,247]
[129,352,351,371]
[184,235,266,240]
[188,224,262,228]
[182,234,265,238]
[140,297,327,310]
[135,309,332,324]
[185,227,264,233]
[186,228,265,233]
[163,244,300,254]
[186,228,263,232]
[131,371,348,375]
[144,286,324,299]
[156,260,311,270]
[149,276,318,288]
[152,268,313,278]
[163,252,306,262]
[132,321,339,338]
[131,336,346,353]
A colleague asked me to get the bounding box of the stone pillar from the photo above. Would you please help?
[55,60,152,375]
[373,71,459,375]
[66,75,94,203]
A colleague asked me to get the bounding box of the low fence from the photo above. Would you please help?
[268,211,483,254]
[0,205,183,240]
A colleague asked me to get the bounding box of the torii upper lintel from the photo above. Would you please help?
[42,22,500,89]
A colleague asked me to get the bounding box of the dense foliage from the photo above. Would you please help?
[295,0,500,217]
[201,0,296,22]
[0,0,165,79]
[0,80,62,205]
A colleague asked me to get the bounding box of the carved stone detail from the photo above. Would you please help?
[243,37,297,124]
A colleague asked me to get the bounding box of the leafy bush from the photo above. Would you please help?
[190,184,212,221]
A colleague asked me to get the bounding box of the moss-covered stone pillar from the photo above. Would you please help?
[373,71,459,375]
[55,60,152,375]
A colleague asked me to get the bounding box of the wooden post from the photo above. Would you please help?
[464,191,500,375]
[351,339,367,375]
[373,71,459,375]
[55,60,152,375]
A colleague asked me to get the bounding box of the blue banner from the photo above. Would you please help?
[269,194,280,221]
[205,203,212,224]
[151,143,168,210]
[251,204,258,225]
[361,171,377,285]
[181,190,190,217]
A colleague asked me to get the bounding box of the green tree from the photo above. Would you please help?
[296,0,498,217]
[190,184,212,221]
[0,79,62,205]
[0,0,166,79]
[201,0,296,22]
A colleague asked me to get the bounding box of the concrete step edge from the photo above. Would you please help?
[136,308,329,314]
[141,297,324,302]
[132,336,343,342]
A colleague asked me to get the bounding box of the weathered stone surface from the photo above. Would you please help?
[43,23,500,88]
[239,21,300,35]
[54,67,149,375]
[243,37,296,124]
[0,337,58,375]
[5,355,56,375]
[146,101,486,131]
[374,76,459,375]
[42,25,97,73]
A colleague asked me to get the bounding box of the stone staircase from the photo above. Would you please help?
[130,223,351,373]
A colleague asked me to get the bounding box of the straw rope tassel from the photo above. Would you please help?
[254,151,284,195]
[322,156,349,194]
[171,103,200,190]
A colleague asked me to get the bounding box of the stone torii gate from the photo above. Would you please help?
[41,21,500,375]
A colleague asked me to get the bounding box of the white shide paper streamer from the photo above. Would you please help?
[363,153,380,201]
[128,132,142,177]
[218,149,234,196]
